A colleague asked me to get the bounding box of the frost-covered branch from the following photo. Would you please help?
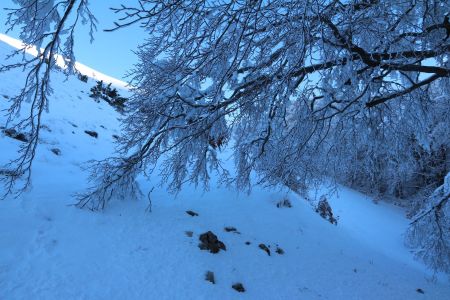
[406,172,450,274]
[0,0,96,196]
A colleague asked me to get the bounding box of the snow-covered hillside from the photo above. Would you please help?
[0,39,449,300]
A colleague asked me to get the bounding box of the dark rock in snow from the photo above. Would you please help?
[199,231,226,253]
[259,243,271,256]
[245,241,251,245]
[51,148,61,156]
[205,271,215,284]
[232,283,245,293]
[224,226,240,234]
[416,288,425,294]
[4,128,28,142]
[186,210,199,217]
[84,130,98,138]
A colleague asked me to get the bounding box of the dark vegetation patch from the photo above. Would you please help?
[315,196,338,225]
[89,80,128,111]
[78,73,88,83]
[0,169,22,178]
[275,246,284,255]
[276,198,292,208]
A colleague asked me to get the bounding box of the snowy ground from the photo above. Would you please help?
[0,38,449,300]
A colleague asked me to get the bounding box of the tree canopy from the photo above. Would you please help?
[1,0,449,273]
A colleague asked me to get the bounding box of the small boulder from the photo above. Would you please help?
[199,231,226,254]
[4,128,28,142]
[84,130,98,138]
[224,226,240,234]
[232,283,245,293]
[205,271,215,284]
[259,243,271,256]
[51,148,61,156]
[186,210,199,217]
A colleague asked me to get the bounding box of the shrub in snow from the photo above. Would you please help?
[89,80,128,110]
[315,196,338,225]
[406,172,450,274]
[276,198,292,208]
[275,246,285,255]
[78,73,88,83]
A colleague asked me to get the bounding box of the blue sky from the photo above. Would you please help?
[0,0,144,80]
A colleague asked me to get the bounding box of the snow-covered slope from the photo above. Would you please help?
[0,39,449,300]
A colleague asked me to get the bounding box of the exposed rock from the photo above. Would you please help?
[51,148,61,156]
[259,243,271,256]
[245,241,251,245]
[84,130,98,138]
[232,283,245,293]
[224,226,240,234]
[199,231,226,254]
[4,128,28,142]
[205,271,215,284]
[416,288,425,294]
[186,210,199,217]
